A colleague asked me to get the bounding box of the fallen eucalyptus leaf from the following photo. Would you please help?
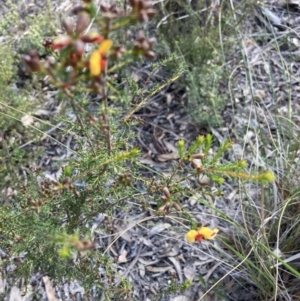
[43,276,58,301]
[118,249,128,263]
[146,265,172,273]
[183,264,196,281]
[9,287,21,301]
[149,223,171,236]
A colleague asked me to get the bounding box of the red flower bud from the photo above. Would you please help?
[52,36,73,50]
[75,12,90,34]
[191,153,206,159]
[71,6,85,15]
[43,39,53,49]
[137,31,145,42]
[146,8,156,18]
[28,49,39,59]
[46,56,55,65]
[74,40,85,57]
[162,186,170,199]
[111,46,126,59]
[23,50,41,72]
[81,31,104,43]
[144,1,153,9]
[147,37,156,46]
[69,52,77,64]
[191,159,201,170]
[100,3,110,12]
[129,0,138,7]
[173,203,182,212]
[144,51,155,60]
[138,10,149,22]
[61,18,74,34]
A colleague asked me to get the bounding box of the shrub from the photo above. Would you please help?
[0,1,276,300]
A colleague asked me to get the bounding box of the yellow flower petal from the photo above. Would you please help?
[198,227,219,240]
[98,39,113,55]
[186,230,198,243]
[89,50,101,76]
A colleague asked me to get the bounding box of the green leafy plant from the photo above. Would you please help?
[0,0,278,300]
[156,0,229,127]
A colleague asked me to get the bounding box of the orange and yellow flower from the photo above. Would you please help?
[186,227,219,243]
[89,39,113,76]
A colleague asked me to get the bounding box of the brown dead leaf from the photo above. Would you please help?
[163,140,178,153]
[167,113,175,120]
[183,264,196,281]
[157,140,179,162]
[168,257,183,283]
[139,157,167,167]
[118,250,128,263]
[166,93,173,106]
[43,276,58,301]
[146,265,172,273]
[138,258,160,266]
[149,223,171,236]
[9,287,21,301]
[170,296,189,301]
[162,246,180,257]
[157,152,179,162]
[138,263,146,278]
[115,225,132,242]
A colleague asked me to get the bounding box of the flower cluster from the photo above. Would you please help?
[157,186,182,215]
[186,227,219,243]
[130,0,156,22]
[22,0,156,93]
[133,31,156,59]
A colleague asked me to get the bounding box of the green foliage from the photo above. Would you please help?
[0,44,15,90]
[0,1,282,300]
[0,43,43,194]
[0,0,60,194]
[0,1,19,35]
[0,1,56,53]
[179,134,273,185]
[156,0,229,126]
